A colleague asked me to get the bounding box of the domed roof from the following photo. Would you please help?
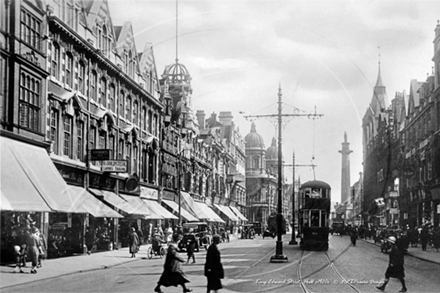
[266,137,278,160]
[245,122,265,148]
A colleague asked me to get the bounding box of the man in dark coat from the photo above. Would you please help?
[155,233,192,293]
[204,234,224,293]
[376,236,407,292]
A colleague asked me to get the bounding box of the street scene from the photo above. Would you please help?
[1,0,440,292]
[1,234,440,293]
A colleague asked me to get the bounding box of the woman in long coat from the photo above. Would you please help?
[154,233,192,293]
[27,227,42,274]
[129,227,139,258]
[376,236,407,293]
[205,234,224,293]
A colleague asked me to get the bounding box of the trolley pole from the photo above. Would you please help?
[242,85,322,263]
[284,152,317,245]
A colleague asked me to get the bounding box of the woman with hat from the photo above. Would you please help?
[376,236,407,292]
[27,227,43,274]
[154,233,192,293]
[129,227,140,258]
[204,234,224,293]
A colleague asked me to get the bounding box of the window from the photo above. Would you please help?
[65,53,73,87]
[76,120,83,161]
[148,110,152,133]
[253,156,260,169]
[89,126,96,151]
[99,77,106,106]
[141,107,147,131]
[109,135,115,159]
[109,84,115,111]
[126,96,132,121]
[77,61,85,93]
[119,91,125,118]
[63,115,72,157]
[49,108,59,153]
[90,71,97,102]
[51,43,60,79]
[20,9,41,50]
[153,114,157,136]
[99,131,106,150]
[19,72,40,132]
[133,145,138,173]
[102,25,108,53]
[133,100,138,125]
[118,139,124,160]
[126,142,132,173]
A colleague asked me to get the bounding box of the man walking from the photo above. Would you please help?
[376,236,407,292]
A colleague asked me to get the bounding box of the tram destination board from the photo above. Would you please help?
[101,160,127,173]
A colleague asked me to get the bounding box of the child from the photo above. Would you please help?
[186,239,196,264]
[13,245,24,273]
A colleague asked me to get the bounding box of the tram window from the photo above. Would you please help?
[311,210,320,227]
[303,211,310,227]
[311,189,320,198]
[321,212,327,227]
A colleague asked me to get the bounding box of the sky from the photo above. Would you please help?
[107,0,440,204]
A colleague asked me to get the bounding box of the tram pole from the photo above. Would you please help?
[242,85,323,263]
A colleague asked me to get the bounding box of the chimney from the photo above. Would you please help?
[196,110,205,130]
[208,112,217,128]
[219,111,233,126]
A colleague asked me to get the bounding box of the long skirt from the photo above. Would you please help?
[385,265,405,279]
[158,269,190,287]
[207,276,223,291]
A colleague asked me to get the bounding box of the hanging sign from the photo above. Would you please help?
[101,160,127,172]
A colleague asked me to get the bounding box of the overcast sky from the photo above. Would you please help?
[108,0,439,204]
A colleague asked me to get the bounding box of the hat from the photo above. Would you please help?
[388,236,396,244]
[212,234,221,244]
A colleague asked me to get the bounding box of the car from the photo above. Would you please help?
[178,233,200,252]
[262,229,275,239]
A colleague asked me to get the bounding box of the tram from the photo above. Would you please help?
[298,180,331,250]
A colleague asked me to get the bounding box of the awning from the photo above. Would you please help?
[179,192,199,217]
[230,206,248,222]
[214,204,239,222]
[67,186,123,218]
[143,199,178,220]
[161,200,199,222]
[193,201,225,224]
[1,136,73,212]
[89,189,143,216]
[120,194,151,217]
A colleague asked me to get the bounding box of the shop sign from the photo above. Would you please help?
[90,149,111,161]
[140,186,158,200]
[101,160,127,172]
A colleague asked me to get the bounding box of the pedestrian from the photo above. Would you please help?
[129,227,139,258]
[421,225,429,251]
[136,227,144,250]
[154,233,192,293]
[433,227,440,253]
[205,234,224,293]
[13,245,24,273]
[186,238,196,264]
[85,227,95,255]
[37,230,47,268]
[350,227,358,246]
[376,236,407,293]
[27,227,43,274]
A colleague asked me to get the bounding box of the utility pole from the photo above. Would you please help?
[243,85,323,263]
[284,151,317,245]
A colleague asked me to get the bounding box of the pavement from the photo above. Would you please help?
[1,235,439,291]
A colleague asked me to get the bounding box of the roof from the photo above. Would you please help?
[300,180,331,190]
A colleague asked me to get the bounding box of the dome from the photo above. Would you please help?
[245,122,265,148]
[266,137,278,160]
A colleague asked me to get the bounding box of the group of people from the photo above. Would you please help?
[13,226,47,274]
[154,233,224,293]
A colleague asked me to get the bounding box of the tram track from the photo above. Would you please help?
[297,245,364,293]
